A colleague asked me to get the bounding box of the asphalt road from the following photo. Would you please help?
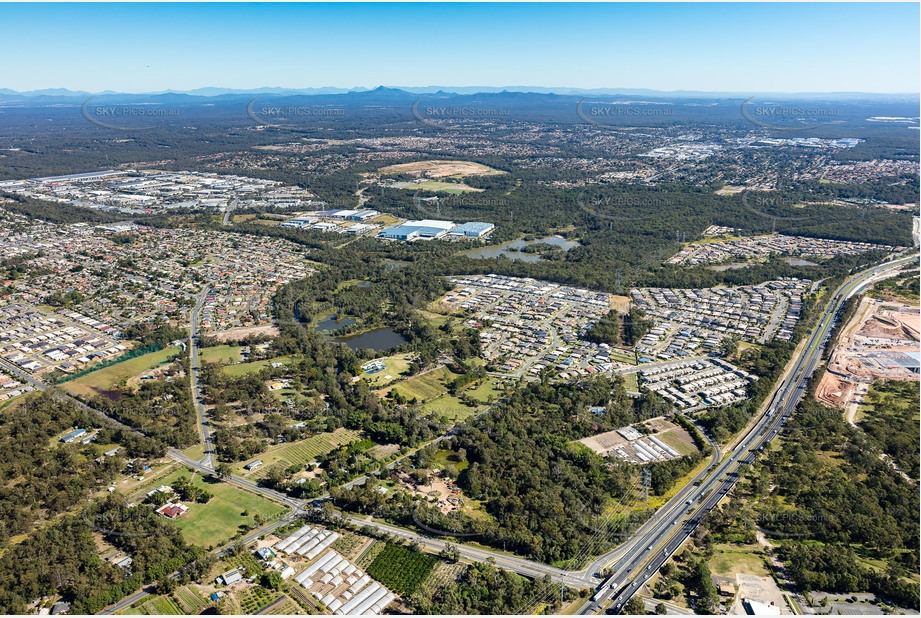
[189,285,214,467]
[99,253,916,613]
[587,253,917,615]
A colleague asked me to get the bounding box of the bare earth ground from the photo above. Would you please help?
[379,160,505,178]
[211,325,280,342]
[728,574,788,615]
[579,417,696,461]
[816,295,919,409]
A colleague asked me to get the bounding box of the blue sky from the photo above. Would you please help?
[1,3,918,93]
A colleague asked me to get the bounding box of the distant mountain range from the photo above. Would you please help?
[0,85,917,104]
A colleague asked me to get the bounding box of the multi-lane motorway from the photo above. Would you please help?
[99,253,914,614]
[584,253,917,615]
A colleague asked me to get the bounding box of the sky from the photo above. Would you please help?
[1,3,918,94]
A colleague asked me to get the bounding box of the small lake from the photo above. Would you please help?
[335,327,407,352]
[461,235,581,262]
[315,314,357,332]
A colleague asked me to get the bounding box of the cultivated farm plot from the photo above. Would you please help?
[237,585,281,614]
[237,427,361,474]
[366,543,438,596]
[63,345,181,398]
[257,595,303,615]
[381,366,458,401]
[143,595,184,615]
[173,585,210,614]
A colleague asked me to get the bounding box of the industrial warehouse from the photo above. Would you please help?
[378,219,494,241]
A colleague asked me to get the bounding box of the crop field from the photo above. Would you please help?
[157,469,287,548]
[257,595,302,615]
[236,427,361,474]
[238,585,281,614]
[384,366,458,401]
[142,596,184,615]
[173,585,210,614]
[63,345,181,398]
[415,561,467,600]
[201,345,244,364]
[366,543,438,596]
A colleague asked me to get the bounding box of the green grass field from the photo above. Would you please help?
[64,345,182,398]
[201,345,244,364]
[464,377,502,403]
[389,366,458,401]
[422,394,480,422]
[361,353,414,388]
[222,355,293,377]
[622,373,639,392]
[156,468,286,549]
[708,543,770,578]
[236,427,361,474]
[411,180,483,194]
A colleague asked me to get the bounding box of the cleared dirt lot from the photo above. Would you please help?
[379,160,505,178]
[817,295,919,409]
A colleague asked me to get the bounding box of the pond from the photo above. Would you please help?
[460,235,581,262]
[315,314,357,333]
[335,327,408,352]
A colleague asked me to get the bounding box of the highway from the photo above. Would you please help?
[584,253,917,615]
[102,253,915,613]
[189,285,215,467]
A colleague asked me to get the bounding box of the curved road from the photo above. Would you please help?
[588,253,917,615]
[102,254,916,613]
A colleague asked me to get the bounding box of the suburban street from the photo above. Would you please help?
[585,253,918,615]
[103,253,918,615]
[189,285,215,467]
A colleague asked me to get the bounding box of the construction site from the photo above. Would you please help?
[816,294,920,415]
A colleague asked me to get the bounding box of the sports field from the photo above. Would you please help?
[63,345,182,398]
